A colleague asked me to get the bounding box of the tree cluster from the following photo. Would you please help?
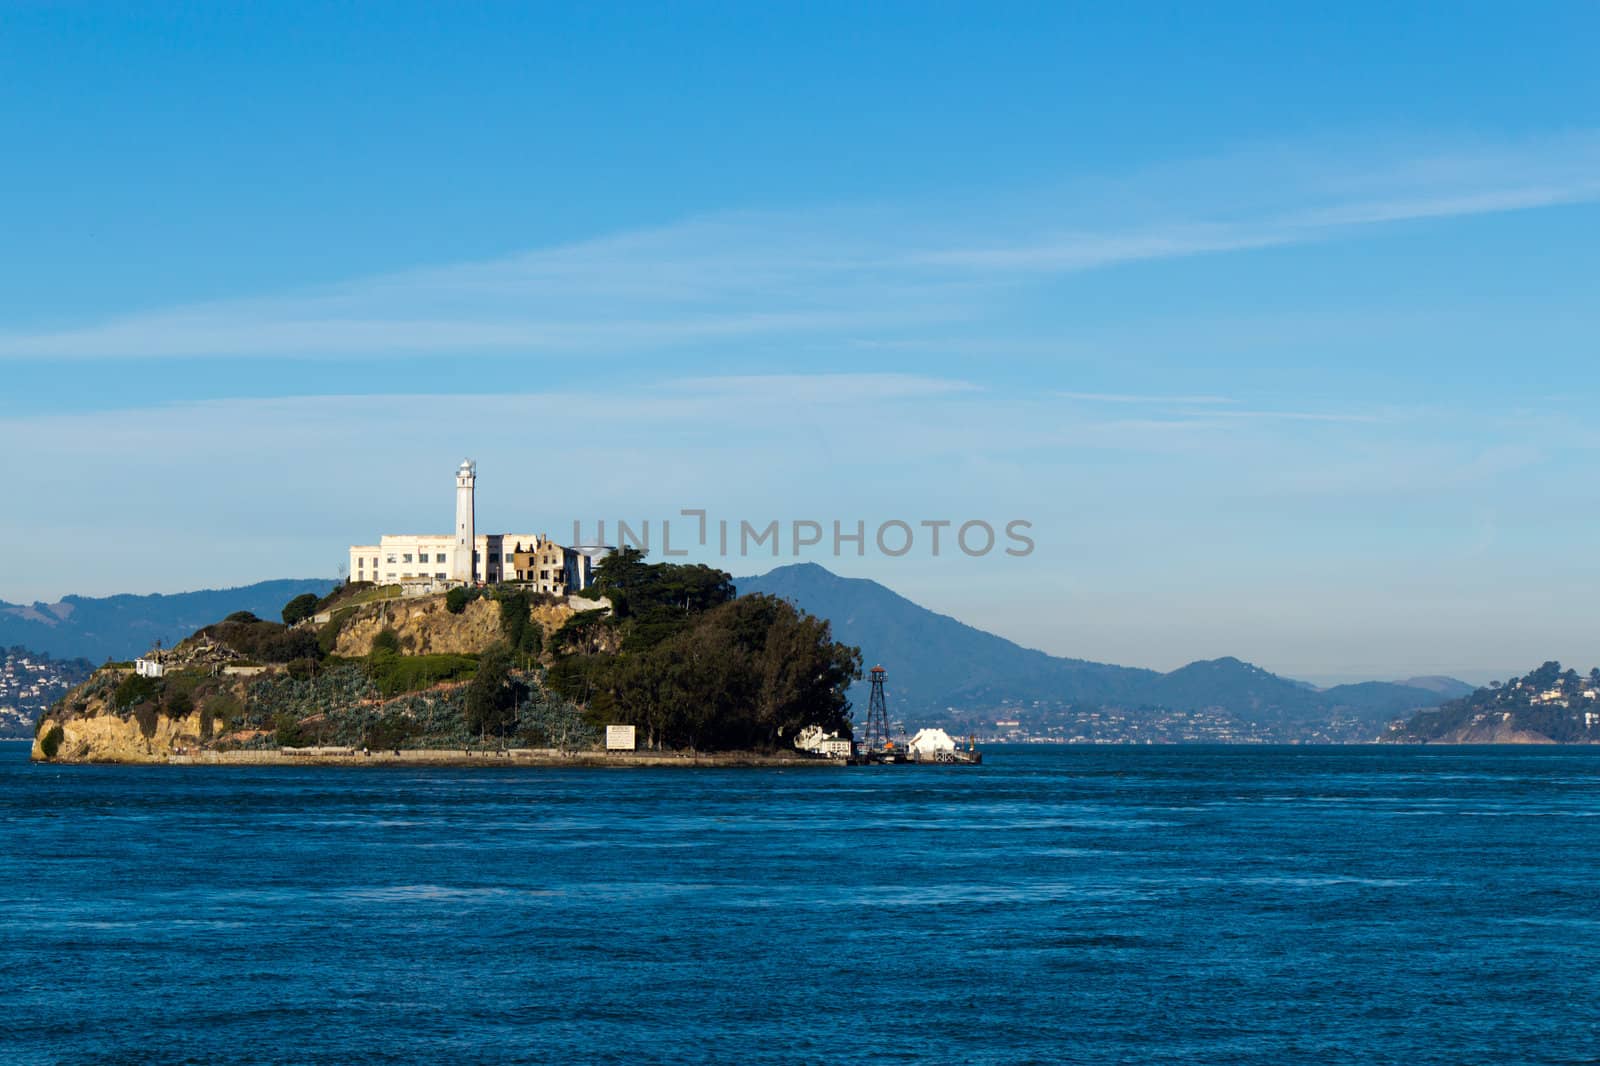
[547,575,861,751]
[592,547,738,650]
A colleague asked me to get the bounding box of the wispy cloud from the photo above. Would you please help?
[1057,391,1236,405]
[667,373,981,403]
[1055,390,1383,425]
[3,132,1598,361]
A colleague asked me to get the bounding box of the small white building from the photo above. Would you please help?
[794,724,852,759]
[134,657,165,679]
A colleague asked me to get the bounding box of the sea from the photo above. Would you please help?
[2,742,1598,1065]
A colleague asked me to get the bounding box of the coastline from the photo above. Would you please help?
[32,745,844,768]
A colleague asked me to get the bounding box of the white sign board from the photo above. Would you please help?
[606,725,637,751]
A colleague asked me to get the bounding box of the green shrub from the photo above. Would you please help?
[368,651,479,697]
[317,607,355,656]
[165,690,194,717]
[371,628,401,655]
[114,674,161,711]
[199,689,243,732]
[225,611,260,624]
[40,725,64,759]
[274,713,307,747]
[445,587,473,614]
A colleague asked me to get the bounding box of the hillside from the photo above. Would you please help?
[0,579,337,663]
[1387,661,1600,743]
[737,563,1455,736]
[735,562,1154,712]
[0,647,93,740]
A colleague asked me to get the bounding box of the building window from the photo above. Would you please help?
[386,555,397,564]
[402,554,413,563]
[436,572,446,580]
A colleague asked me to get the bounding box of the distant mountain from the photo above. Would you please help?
[0,579,337,663]
[1140,656,1328,725]
[736,563,1455,731]
[1397,676,1477,700]
[736,563,1156,714]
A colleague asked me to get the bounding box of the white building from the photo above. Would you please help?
[348,460,598,594]
[794,724,853,759]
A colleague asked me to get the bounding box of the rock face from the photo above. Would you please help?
[33,709,207,763]
[332,593,581,658]
[334,596,503,657]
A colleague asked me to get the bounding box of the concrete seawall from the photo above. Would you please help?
[49,746,842,768]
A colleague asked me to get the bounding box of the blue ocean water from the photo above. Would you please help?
[3,743,1599,1065]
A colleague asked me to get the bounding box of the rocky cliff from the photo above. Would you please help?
[331,592,592,657]
[33,707,209,763]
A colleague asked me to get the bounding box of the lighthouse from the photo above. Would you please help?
[453,459,476,583]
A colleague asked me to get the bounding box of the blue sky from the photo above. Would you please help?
[3,3,1599,682]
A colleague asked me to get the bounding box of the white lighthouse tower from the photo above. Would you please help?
[453,459,476,583]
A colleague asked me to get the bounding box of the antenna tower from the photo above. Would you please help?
[863,665,893,751]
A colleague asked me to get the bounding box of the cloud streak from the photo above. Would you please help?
[3,132,1599,361]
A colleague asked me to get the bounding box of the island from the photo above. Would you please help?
[31,550,863,766]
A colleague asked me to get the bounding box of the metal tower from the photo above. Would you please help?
[862,665,893,752]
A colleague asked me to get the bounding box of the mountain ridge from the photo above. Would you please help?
[0,579,337,663]
[735,562,1458,730]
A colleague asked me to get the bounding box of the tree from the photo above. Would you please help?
[1528,661,1564,688]
[494,589,544,666]
[281,593,321,626]
[465,645,517,739]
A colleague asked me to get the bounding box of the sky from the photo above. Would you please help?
[3,3,1599,683]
